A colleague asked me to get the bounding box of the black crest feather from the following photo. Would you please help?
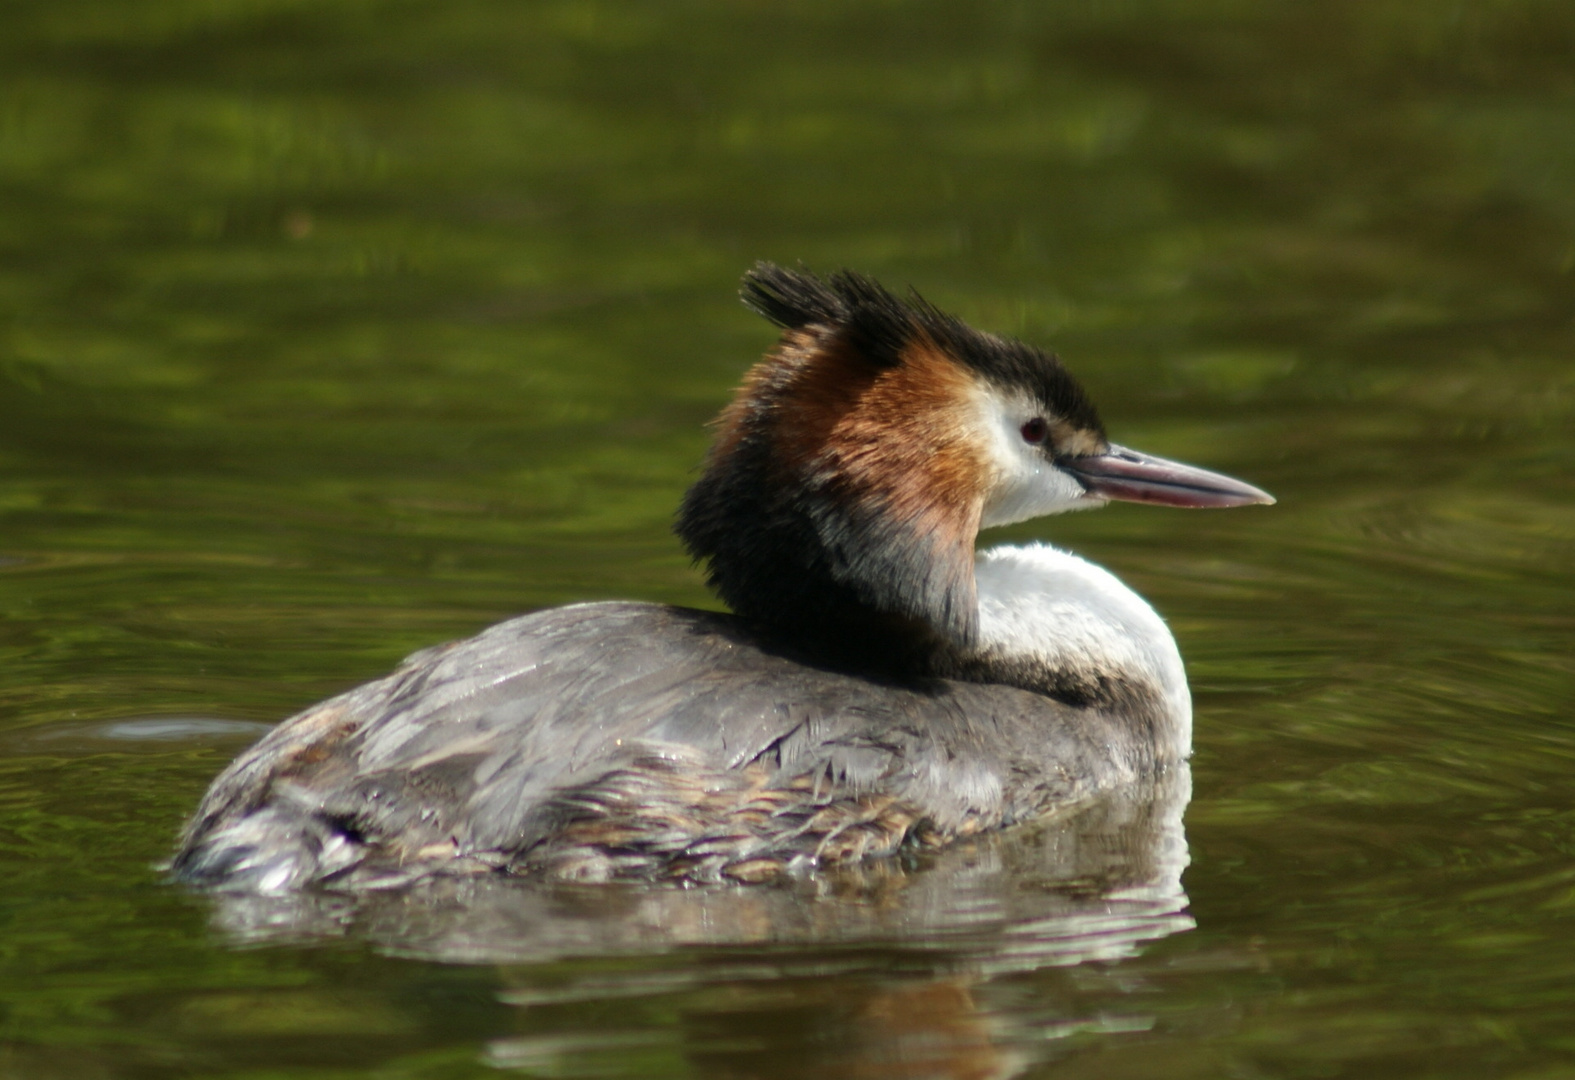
[742,262,919,371]
[741,262,1103,431]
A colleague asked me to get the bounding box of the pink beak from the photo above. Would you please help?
[1063,444,1275,509]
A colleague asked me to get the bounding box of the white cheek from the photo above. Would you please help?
[972,391,1099,529]
[982,464,1093,528]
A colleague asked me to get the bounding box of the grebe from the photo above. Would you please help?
[173,264,1272,892]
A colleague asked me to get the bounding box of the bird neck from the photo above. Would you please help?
[674,366,983,669]
[952,543,1192,742]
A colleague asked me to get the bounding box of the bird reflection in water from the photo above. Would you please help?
[199,765,1191,1079]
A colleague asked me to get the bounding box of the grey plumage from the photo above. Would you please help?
[173,603,1162,892]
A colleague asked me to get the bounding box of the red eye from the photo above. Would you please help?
[1020,418,1048,444]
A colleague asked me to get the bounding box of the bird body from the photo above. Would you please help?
[173,265,1270,892]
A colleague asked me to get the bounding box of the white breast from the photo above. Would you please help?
[972,543,1192,747]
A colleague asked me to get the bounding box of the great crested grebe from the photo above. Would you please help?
[173,264,1272,892]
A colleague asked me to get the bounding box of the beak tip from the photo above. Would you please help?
[1214,486,1274,509]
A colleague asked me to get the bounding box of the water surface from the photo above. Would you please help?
[2,1,1574,1077]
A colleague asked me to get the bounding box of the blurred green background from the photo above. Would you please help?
[1,1,1573,1077]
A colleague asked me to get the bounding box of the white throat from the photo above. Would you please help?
[972,543,1192,746]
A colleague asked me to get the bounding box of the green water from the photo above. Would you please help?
[3,0,1574,1076]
